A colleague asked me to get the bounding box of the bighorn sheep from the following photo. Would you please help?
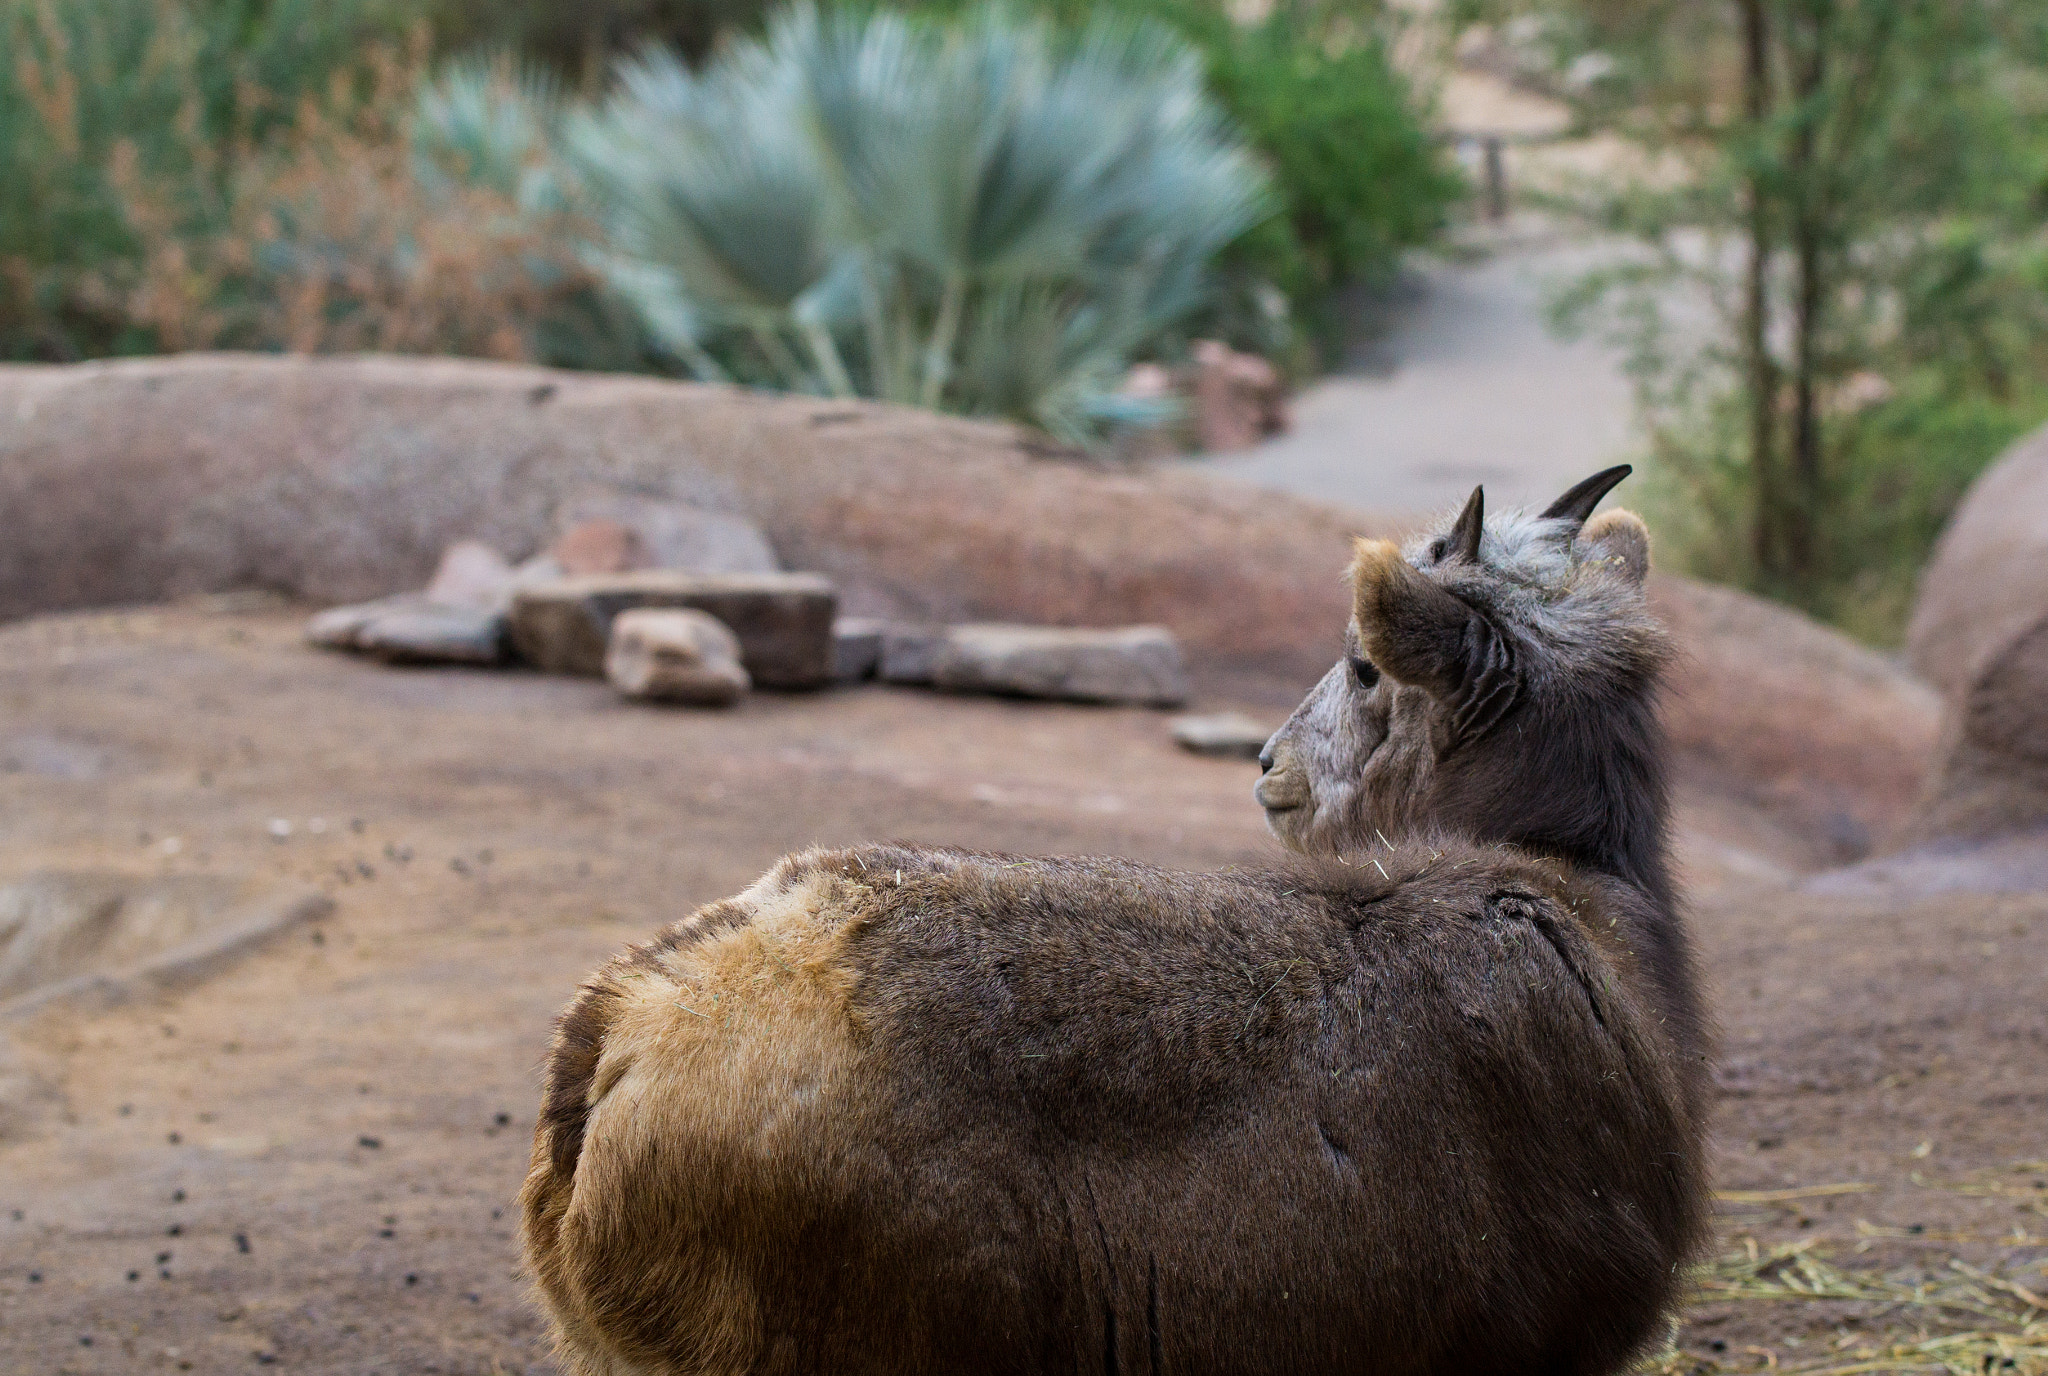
[522,465,1710,1375]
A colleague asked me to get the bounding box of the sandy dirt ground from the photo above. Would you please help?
[2,603,2043,1374]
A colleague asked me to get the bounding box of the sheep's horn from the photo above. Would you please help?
[1541,465,1632,525]
[1449,485,1484,562]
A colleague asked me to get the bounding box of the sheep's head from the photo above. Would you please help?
[1257,466,1672,868]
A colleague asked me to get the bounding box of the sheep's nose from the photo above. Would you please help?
[1257,745,1275,774]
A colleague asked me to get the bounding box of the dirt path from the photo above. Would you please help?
[1,605,2043,1374]
[1205,223,1642,520]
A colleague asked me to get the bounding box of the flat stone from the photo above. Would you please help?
[423,541,516,611]
[304,595,427,650]
[507,572,835,688]
[878,625,946,685]
[1170,712,1274,759]
[930,624,1188,706]
[355,604,507,665]
[832,617,886,683]
[605,609,749,707]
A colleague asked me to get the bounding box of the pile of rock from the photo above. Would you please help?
[309,509,1189,711]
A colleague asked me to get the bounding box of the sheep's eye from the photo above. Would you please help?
[1348,655,1379,689]
[1428,538,1448,563]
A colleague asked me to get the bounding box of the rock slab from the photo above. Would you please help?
[605,609,749,706]
[423,541,516,611]
[508,572,835,688]
[878,624,946,685]
[930,624,1188,706]
[1170,712,1274,759]
[832,617,886,683]
[305,596,506,665]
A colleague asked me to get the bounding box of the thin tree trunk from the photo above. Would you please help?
[1737,0,1781,580]
[1785,3,1829,585]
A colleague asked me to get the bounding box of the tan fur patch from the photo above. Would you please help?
[1583,507,1652,584]
[1348,537,1414,636]
[530,859,878,1373]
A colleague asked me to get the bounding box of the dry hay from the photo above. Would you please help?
[1643,1163,2048,1375]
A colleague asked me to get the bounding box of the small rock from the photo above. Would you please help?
[832,617,886,683]
[1190,339,1288,452]
[354,604,506,666]
[507,572,835,688]
[1170,712,1274,759]
[550,519,651,577]
[930,625,1189,706]
[605,610,750,707]
[510,553,566,590]
[422,541,515,612]
[878,624,946,685]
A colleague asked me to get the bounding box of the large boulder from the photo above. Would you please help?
[1906,423,2048,698]
[1650,577,1940,861]
[506,571,834,687]
[1891,425,2048,851]
[1898,608,2048,846]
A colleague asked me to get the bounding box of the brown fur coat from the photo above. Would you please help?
[524,839,1705,1376]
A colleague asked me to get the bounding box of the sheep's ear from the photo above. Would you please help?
[1541,464,1632,527]
[1447,485,1484,562]
[1351,540,1516,734]
[1582,507,1651,584]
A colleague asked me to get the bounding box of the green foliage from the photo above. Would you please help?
[1,0,1457,437]
[1150,3,1463,354]
[557,3,1272,439]
[0,0,406,359]
[1542,0,2048,642]
[888,0,1463,363]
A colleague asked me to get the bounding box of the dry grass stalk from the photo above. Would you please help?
[1636,1229,2048,1376]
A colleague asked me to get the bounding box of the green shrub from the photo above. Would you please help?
[1149,3,1463,356]
[888,0,1464,364]
[558,3,1273,439]
[0,0,407,359]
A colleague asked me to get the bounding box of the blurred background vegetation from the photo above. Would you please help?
[3,0,2045,642]
[1485,0,2048,639]
[0,0,1460,407]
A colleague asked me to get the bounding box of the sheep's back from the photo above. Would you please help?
[522,842,1706,1376]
